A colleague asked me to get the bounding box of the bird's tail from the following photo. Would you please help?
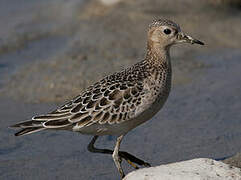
[14,127,45,136]
[10,119,46,136]
[10,112,73,136]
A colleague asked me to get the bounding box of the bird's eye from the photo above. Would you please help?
[163,29,171,35]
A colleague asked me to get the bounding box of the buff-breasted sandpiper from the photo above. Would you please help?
[11,19,204,179]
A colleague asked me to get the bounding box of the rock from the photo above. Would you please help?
[123,158,241,180]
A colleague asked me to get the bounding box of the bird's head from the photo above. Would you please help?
[148,19,204,49]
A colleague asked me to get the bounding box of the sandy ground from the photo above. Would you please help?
[0,0,241,179]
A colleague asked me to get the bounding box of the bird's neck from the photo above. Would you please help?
[145,41,171,69]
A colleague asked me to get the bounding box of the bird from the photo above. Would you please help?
[10,18,204,179]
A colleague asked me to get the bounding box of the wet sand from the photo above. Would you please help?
[0,0,241,179]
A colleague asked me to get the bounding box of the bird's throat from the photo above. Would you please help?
[145,41,171,68]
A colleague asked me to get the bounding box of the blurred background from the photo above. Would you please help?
[0,0,241,179]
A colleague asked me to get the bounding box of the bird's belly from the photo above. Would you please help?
[135,91,170,124]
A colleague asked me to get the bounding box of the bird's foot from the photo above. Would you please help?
[119,151,151,169]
